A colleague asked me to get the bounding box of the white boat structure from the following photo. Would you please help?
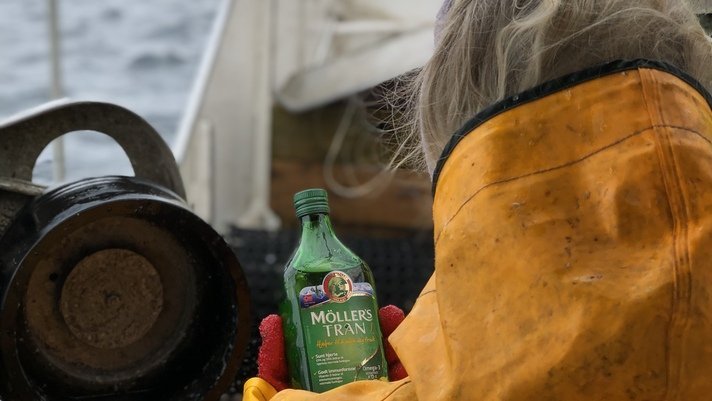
[174,0,442,232]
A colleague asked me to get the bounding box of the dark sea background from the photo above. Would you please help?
[0,0,219,183]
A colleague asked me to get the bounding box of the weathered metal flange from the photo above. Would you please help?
[1,177,251,401]
[0,102,250,400]
[0,101,185,242]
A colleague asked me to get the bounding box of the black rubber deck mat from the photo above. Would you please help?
[223,227,434,395]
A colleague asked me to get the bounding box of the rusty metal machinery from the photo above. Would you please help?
[0,102,250,401]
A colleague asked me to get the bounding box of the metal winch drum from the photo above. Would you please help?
[0,102,251,400]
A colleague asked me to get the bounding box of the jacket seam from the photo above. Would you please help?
[243,385,275,400]
[381,379,412,400]
[638,68,692,401]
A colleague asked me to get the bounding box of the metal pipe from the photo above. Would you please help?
[48,0,66,183]
[329,20,429,35]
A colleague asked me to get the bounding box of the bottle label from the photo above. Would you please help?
[298,271,387,392]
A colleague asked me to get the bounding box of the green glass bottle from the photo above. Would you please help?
[279,188,388,392]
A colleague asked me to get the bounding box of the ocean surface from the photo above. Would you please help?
[0,0,219,184]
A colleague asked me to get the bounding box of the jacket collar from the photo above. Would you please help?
[432,59,712,196]
[431,59,712,238]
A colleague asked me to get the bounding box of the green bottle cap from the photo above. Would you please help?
[293,188,330,218]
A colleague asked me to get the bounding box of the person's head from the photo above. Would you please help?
[406,0,712,174]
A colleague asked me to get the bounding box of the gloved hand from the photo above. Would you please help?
[377,305,408,381]
[256,305,408,392]
[256,314,289,391]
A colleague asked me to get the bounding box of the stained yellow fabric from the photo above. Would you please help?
[243,378,278,401]
[260,67,712,400]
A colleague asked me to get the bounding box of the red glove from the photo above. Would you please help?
[257,315,290,391]
[257,305,408,391]
[378,305,408,381]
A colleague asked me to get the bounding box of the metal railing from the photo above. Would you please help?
[172,0,232,163]
[48,0,66,183]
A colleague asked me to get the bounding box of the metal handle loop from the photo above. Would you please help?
[0,101,185,198]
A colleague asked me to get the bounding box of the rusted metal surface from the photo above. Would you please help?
[0,102,250,401]
[21,211,198,389]
[0,178,45,197]
[0,178,44,243]
[60,249,164,350]
[1,177,251,400]
[0,100,185,241]
[0,190,32,241]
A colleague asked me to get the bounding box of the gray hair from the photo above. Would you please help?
[402,0,712,174]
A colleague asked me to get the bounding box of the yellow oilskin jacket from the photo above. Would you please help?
[244,59,712,400]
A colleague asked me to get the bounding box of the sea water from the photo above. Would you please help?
[0,0,218,184]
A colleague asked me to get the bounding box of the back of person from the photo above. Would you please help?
[245,1,712,399]
[405,60,712,400]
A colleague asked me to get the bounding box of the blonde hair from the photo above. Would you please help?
[402,0,712,173]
